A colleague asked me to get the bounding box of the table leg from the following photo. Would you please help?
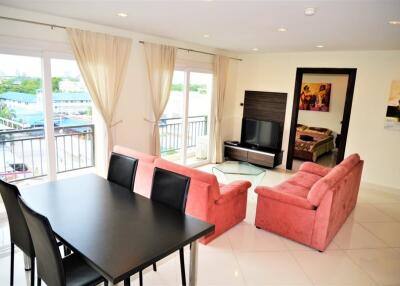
[189,240,198,286]
[23,253,31,271]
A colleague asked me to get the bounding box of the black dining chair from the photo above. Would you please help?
[18,197,108,286]
[140,167,191,286]
[107,152,138,190]
[0,180,36,286]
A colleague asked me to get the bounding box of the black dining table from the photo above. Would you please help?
[20,173,215,286]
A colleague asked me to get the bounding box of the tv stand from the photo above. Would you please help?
[224,143,283,168]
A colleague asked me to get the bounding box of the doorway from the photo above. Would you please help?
[160,70,213,166]
[286,68,357,170]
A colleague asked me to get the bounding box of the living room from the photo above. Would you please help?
[0,1,399,286]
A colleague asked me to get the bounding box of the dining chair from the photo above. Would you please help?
[107,152,138,190]
[0,180,35,286]
[18,197,108,286]
[146,167,191,286]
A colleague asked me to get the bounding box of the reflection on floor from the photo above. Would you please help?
[1,165,400,285]
[293,149,338,171]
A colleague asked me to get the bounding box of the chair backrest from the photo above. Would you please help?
[18,197,65,286]
[150,167,191,213]
[0,180,34,256]
[107,152,138,190]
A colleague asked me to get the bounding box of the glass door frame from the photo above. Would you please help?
[173,66,214,167]
[0,47,81,182]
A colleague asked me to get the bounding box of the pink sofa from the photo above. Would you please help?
[255,154,363,251]
[113,145,252,244]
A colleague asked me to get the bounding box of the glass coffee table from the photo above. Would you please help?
[212,161,266,193]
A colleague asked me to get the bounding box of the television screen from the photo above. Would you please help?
[242,118,281,150]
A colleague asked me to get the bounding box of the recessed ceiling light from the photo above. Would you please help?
[203,34,210,38]
[252,48,259,51]
[117,12,128,17]
[304,7,316,16]
[277,27,287,32]
[316,45,324,48]
[388,20,400,25]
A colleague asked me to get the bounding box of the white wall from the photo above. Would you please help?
[298,74,348,135]
[0,5,234,173]
[228,50,400,189]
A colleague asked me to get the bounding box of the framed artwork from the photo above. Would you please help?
[384,80,400,130]
[299,83,331,112]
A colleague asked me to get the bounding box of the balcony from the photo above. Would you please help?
[159,115,209,164]
[0,124,95,182]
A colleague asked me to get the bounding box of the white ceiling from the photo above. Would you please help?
[1,0,400,53]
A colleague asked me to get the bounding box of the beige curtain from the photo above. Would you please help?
[66,28,132,156]
[143,43,177,156]
[212,55,230,163]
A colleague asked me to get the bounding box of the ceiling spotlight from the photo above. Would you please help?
[304,7,316,16]
[388,20,400,25]
[316,45,324,48]
[203,34,210,38]
[117,12,128,17]
[252,48,259,51]
[277,27,287,32]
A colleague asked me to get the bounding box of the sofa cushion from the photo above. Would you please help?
[113,145,157,163]
[307,154,361,206]
[154,158,221,201]
[299,162,332,177]
[286,171,323,189]
[275,181,309,199]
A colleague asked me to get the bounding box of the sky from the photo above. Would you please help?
[0,54,82,78]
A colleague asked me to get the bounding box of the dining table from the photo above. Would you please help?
[20,173,215,286]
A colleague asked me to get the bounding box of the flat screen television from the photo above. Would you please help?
[241,118,281,151]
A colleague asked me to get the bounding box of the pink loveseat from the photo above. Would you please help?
[113,145,251,244]
[255,154,363,251]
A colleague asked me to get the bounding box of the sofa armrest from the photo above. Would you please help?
[216,180,251,205]
[255,186,315,210]
[299,162,332,177]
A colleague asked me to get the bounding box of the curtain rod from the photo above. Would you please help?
[139,41,242,61]
[0,16,67,29]
[0,16,242,61]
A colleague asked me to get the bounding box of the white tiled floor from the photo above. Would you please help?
[1,166,400,286]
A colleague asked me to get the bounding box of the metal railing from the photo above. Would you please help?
[0,124,95,182]
[159,115,208,154]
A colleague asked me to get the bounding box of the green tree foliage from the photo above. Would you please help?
[52,77,62,92]
[0,103,16,120]
[170,83,207,94]
[0,77,41,94]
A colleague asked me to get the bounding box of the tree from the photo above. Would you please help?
[52,77,62,92]
[0,103,16,120]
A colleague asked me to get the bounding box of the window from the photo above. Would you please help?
[0,53,48,181]
[0,53,95,181]
[160,70,213,166]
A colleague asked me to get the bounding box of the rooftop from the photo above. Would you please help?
[0,91,91,103]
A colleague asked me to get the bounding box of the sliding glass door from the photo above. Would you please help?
[160,70,213,166]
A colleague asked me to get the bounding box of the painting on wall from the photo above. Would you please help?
[384,80,400,130]
[299,83,331,112]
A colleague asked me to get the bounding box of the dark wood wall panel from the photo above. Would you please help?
[243,90,287,124]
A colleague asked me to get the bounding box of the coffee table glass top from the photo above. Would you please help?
[212,161,265,176]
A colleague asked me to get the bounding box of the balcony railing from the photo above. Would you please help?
[0,124,95,182]
[159,115,208,154]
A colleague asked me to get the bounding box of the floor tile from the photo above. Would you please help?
[373,203,400,222]
[292,250,377,285]
[361,222,400,247]
[348,203,395,223]
[228,222,287,252]
[333,221,387,249]
[346,248,400,286]
[282,236,340,252]
[236,251,312,285]
[197,248,246,286]
[358,188,400,204]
